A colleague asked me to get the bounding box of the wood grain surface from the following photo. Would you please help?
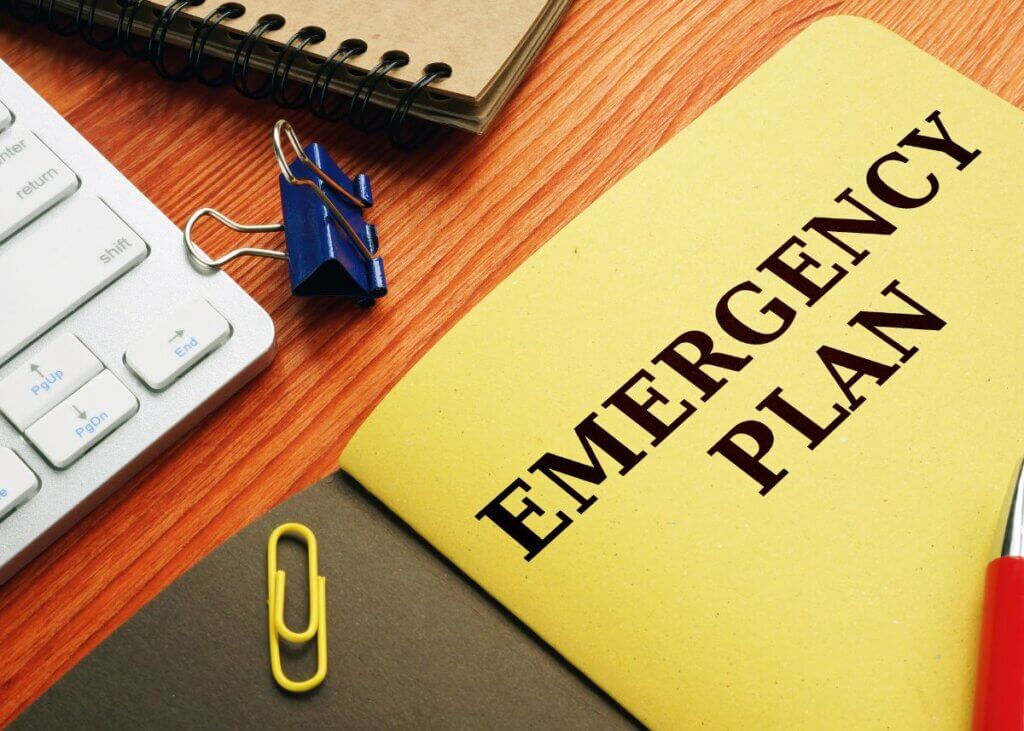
[2,0,1024,724]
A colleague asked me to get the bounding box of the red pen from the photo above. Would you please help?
[973,460,1024,731]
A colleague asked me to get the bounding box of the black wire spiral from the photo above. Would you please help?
[309,39,365,122]
[80,0,119,48]
[116,0,151,59]
[388,63,451,150]
[230,14,282,98]
[188,1,242,86]
[149,0,201,80]
[44,0,82,34]
[2,0,450,148]
[348,53,408,134]
[270,26,325,108]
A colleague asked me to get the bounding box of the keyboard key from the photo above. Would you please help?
[0,127,78,241]
[25,371,138,469]
[126,300,232,391]
[0,448,39,521]
[0,102,11,133]
[0,335,103,431]
[0,196,148,365]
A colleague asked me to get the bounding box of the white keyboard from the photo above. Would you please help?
[0,60,275,584]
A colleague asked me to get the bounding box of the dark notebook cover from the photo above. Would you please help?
[14,473,632,729]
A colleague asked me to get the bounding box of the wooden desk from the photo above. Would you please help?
[1,0,1023,722]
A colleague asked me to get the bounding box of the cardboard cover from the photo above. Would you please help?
[181,0,558,102]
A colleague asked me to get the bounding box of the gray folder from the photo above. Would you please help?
[13,473,634,730]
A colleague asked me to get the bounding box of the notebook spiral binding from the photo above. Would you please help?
[4,0,453,148]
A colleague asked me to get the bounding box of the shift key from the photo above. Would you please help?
[0,128,78,241]
[0,196,148,364]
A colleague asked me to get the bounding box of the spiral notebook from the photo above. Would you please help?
[27,0,570,140]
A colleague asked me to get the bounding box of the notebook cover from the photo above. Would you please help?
[12,473,632,729]
[340,16,1024,728]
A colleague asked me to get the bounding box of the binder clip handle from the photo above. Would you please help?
[183,207,286,269]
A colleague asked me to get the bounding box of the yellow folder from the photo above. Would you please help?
[341,17,1024,728]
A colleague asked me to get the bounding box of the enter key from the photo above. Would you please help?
[125,300,232,391]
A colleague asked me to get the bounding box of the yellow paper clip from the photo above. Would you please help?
[267,522,327,692]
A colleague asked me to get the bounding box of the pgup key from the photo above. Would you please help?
[0,334,103,431]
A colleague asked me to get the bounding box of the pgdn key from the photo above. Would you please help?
[25,371,138,469]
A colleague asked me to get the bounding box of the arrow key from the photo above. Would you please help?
[26,370,138,469]
[0,334,103,431]
[125,299,231,391]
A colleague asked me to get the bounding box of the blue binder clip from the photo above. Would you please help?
[183,121,387,307]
